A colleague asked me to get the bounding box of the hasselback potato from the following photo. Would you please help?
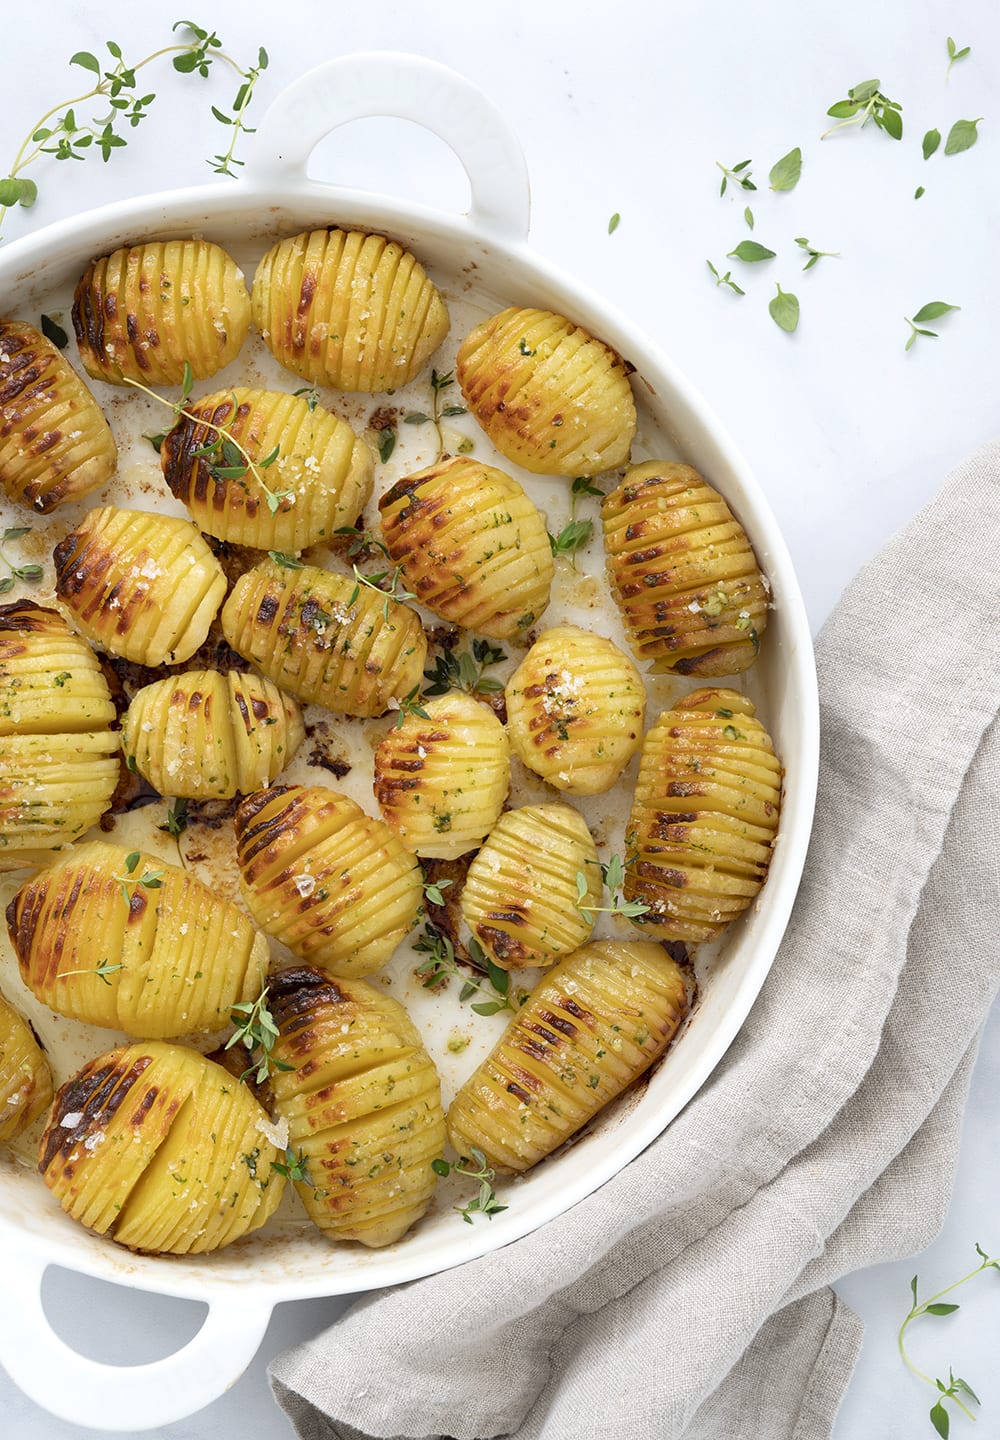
[461,803,600,969]
[121,669,304,799]
[456,306,637,476]
[372,692,510,860]
[504,624,646,794]
[72,240,251,386]
[53,505,227,666]
[267,965,446,1247]
[602,461,769,676]
[0,318,117,512]
[251,227,449,392]
[8,840,268,1036]
[160,386,372,551]
[623,688,782,944]
[447,939,688,1171]
[38,1041,284,1253]
[378,456,553,640]
[234,786,423,978]
[0,988,52,1142]
[221,559,426,717]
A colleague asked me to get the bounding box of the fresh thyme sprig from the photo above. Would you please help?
[707,260,745,296]
[157,797,189,839]
[945,37,971,83]
[271,1146,313,1185]
[432,1147,507,1223]
[904,302,961,352]
[393,684,431,730]
[716,159,756,195]
[58,961,125,986]
[822,79,903,141]
[0,527,43,594]
[347,561,418,621]
[423,637,507,697]
[403,368,469,460]
[575,853,650,924]
[414,925,522,1016]
[226,978,293,1085]
[422,875,454,907]
[898,1244,998,1437]
[113,850,164,907]
[795,238,841,271]
[548,519,593,558]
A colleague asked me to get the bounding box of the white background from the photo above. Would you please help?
[1,1,998,1436]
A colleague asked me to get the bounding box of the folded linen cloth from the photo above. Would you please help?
[270,444,1000,1440]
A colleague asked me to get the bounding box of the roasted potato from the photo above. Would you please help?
[0,989,52,1142]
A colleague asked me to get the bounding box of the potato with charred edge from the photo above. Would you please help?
[122,670,304,800]
[72,239,250,386]
[267,965,446,1247]
[461,803,601,970]
[373,693,510,860]
[251,227,449,393]
[38,1041,284,1254]
[0,318,117,512]
[602,461,769,676]
[8,840,268,1037]
[234,786,423,978]
[221,559,426,718]
[160,387,372,551]
[54,505,227,667]
[505,624,646,795]
[623,688,782,945]
[456,306,637,476]
[0,989,52,1143]
[378,456,553,641]
[447,939,688,1172]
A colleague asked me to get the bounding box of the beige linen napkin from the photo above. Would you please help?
[270,444,1000,1440]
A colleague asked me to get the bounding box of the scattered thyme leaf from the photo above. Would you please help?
[431,1148,507,1223]
[727,240,776,263]
[226,977,293,1085]
[706,260,745,296]
[904,302,960,350]
[608,211,621,234]
[945,37,971,82]
[271,1147,313,1185]
[157,797,189,839]
[769,284,800,333]
[944,118,982,155]
[715,158,755,196]
[768,146,802,191]
[548,518,593,557]
[795,237,840,271]
[744,206,754,230]
[822,80,903,141]
[922,128,941,160]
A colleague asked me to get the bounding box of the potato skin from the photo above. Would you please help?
[38,1041,284,1254]
[251,227,449,392]
[267,965,446,1247]
[447,939,688,1172]
[72,240,250,386]
[456,306,637,476]
[0,318,117,512]
[0,989,52,1142]
[623,688,782,945]
[602,461,769,676]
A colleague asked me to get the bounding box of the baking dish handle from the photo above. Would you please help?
[245,51,531,243]
[0,1250,272,1431]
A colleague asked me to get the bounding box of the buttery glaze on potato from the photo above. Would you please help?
[0,988,52,1143]
[8,841,268,1037]
[122,670,304,799]
[447,940,688,1172]
[38,1041,284,1254]
[161,386,372,551]
[0,318,117,512]
[234,786,423,978]
[602,461,769,676]
[504,624,646,795]
[267,965,446,1247]
[72,240,251,386]
[623,688,782,944]
[251,227,449,392]
[372,692,510,860]
[461,803,600,969]
[53,505,227,667]
[378,456,554,640]
[0,601,119,861]
[221,559,426,717]
[456,306,637,476]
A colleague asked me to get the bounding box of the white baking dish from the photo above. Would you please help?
[0,52,819,1431]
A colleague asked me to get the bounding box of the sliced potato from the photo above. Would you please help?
[0,600,116,736]
[0,988,52,1142]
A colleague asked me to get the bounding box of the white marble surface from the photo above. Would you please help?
[1,1,998,1435]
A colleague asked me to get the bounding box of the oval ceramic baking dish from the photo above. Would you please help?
[0,52,819,1431]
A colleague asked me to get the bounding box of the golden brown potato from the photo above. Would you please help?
[38,1041,284,1254]
[378,456,553,640]
[0,318,117,512]
[461,804,600,969]
[623,688,782,944]
[504,624,646,794]
[0,988,52,1142]
[372,693,510,860]
[221,559,427,718]
[160,386,372,551]
[72,240,250,386]
[121,670,304,799]
[8,840,268,1036]
[251,228,449,392]
[602,461,769,676]
[456,306,636,476]
[0,600,116,737]
[53,505,227,666]
[447,939,688,1172]
[267,966,446,1247]
[234,786,423,978]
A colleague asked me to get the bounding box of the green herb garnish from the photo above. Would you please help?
[716,159,755,195]
[768,147,802,191]
[904,302,960,351]
[431,1147,507,1223]
[822,79,903,141]
[769,284,800,333]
